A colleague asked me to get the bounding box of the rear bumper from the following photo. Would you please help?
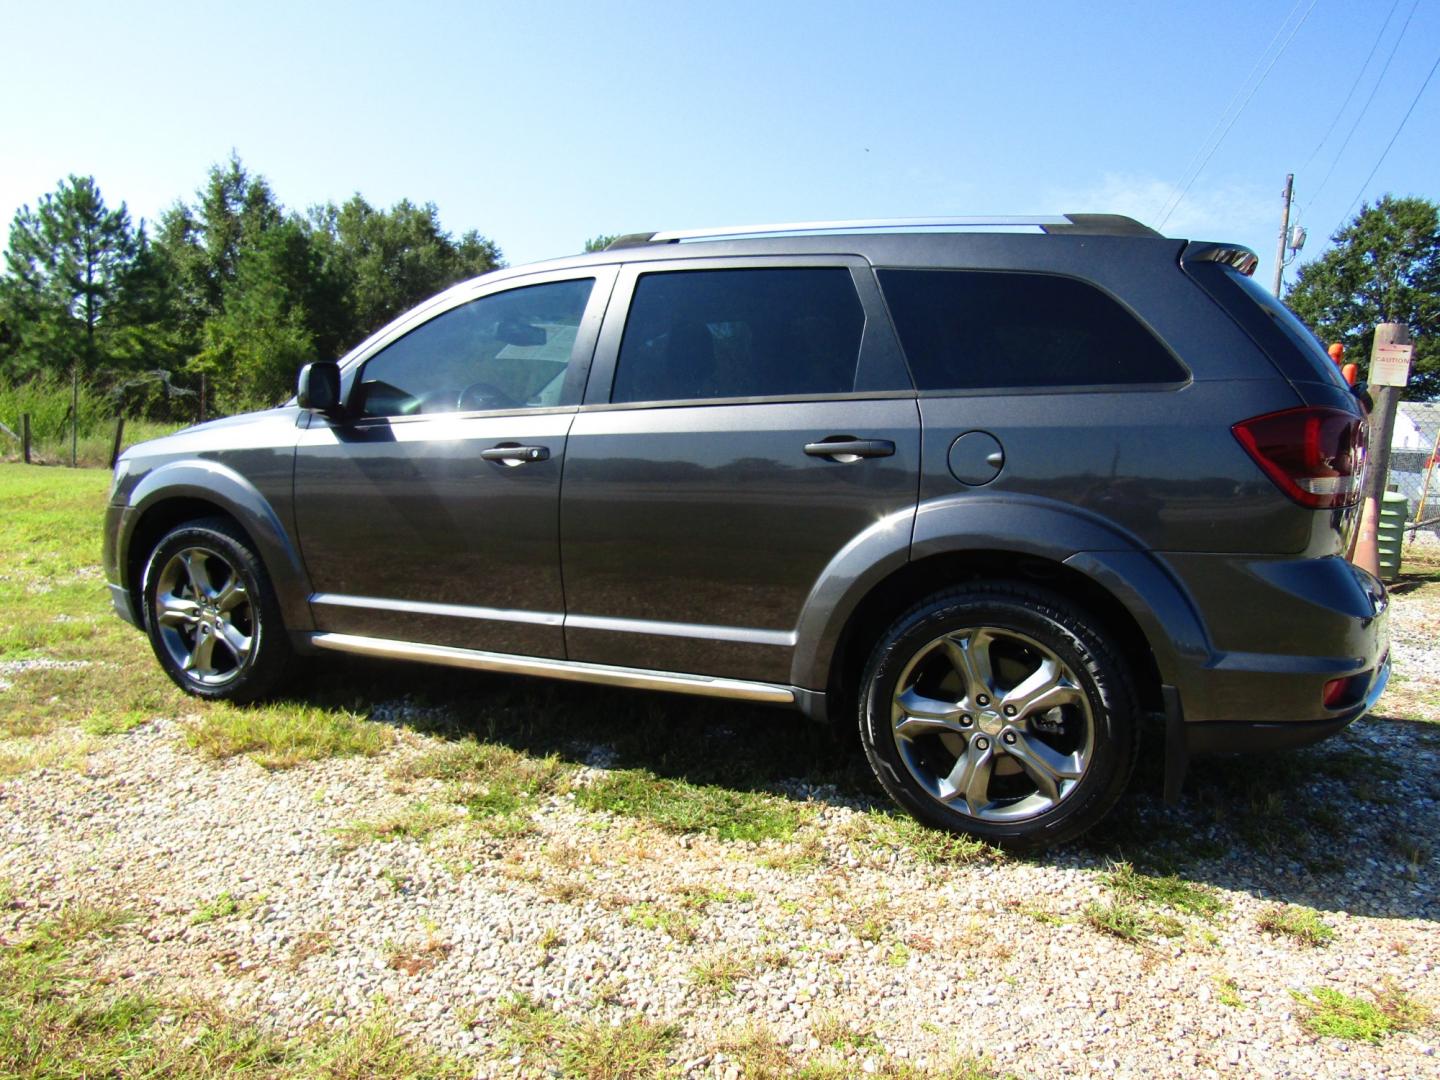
[1182,647,1390,754]
[1163,553,1389,726]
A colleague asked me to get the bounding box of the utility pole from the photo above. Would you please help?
[1272,173,1294,296]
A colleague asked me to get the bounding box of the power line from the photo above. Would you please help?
[1158,0,1318,229]
[1338,49,1440,225]
[1299,0,1402,177]
[1308,0,1422,207]
[1156,0,1305,226]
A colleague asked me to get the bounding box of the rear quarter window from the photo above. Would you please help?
[877,268,1187,391]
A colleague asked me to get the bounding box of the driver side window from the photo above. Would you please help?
[355,277,595,418]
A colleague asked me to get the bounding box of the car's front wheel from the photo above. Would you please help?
[859,582,1138,850]
[142,517,291,703]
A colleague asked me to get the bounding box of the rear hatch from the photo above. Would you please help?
[1181,242,1368,548]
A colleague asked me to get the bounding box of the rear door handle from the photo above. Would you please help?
[481,444,550,465]
[804,438,896,461]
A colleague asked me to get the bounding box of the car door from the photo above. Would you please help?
[559,256,920,685]
[293,267,615,657]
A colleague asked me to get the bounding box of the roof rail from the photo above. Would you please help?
[605,214,1162,249]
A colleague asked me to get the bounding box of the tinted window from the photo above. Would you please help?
[611,268,865,403]
[878,269,1185,390]
[356,278,594,417]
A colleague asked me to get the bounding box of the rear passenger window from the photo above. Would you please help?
[878,269,1186,391]
[611,268,865,403]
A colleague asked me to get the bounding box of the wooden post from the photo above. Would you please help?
[1353,323,1412,577]
[200,373,207,423]
[21,413,30,464]
[109,418,126,469]
[70,364,79,468]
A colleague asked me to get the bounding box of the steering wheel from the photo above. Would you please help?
[457,381,519,411]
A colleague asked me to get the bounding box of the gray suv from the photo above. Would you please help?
[102,215,1389,848]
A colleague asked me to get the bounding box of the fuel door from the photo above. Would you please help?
[948,430,1004,486]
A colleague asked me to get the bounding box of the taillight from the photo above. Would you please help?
[1232,407,1366,509]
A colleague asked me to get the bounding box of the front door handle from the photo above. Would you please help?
[481,443,550,465]
[804,437,896,462]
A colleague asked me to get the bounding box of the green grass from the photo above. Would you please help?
[575,768,812,842]
[1290,985,1431,1043]
[1257,904,1335,947]
[0,463,398,779]
[183,704,393,769]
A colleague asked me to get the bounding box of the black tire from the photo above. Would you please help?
[858,581,1139,851]
[141,516,292,703]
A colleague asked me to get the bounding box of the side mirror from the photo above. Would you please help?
[297,362,342,416]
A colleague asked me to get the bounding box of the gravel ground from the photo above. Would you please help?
[2,584,1438,1078]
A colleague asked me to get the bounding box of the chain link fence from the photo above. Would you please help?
[1391,401,1440,540]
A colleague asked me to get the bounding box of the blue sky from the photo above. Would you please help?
[2,0,1437,289]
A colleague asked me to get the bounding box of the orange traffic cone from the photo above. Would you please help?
[1351,496,1381,578]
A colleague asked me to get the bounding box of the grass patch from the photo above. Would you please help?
[1083,898,1182,943]
[1102,861,1225,918]
[624,903,700,944]
[0,896,469,1079]
[189,891,263,926]
[0,730,99,779]
[575,768,810,842]
[690,951,754,996]
[496,993,677,1078]
[1290,984,1431,1043]
[183,704,392,769]
[849,812,996,865]
[1257,904,1334,947]
[336,802,464,849]
[715,1023,1003,1080]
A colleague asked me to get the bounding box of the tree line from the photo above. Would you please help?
[0,155,502,416]
[1,158,1435,423]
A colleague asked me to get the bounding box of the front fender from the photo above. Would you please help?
[121,460,314,632]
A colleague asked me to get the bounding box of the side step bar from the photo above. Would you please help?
[308,632,797,705]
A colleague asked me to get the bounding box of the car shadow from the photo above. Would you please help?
[286,655,1439,923]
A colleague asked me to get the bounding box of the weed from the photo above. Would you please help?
[189,891,259,926]
[690,952,753,995]
[336,802,463,849]
[496,993,676,1077]
[1103,861,1225,918]
[1083,898,1155,944]
[852,812,995,865]
[1290,984,1430,1043]
[385,936,452,976]
[1215,976,1244,1009]
[674,883,754,909]
[1257,904,1334,947]
[624,903,699,944]
[287,930,333,970]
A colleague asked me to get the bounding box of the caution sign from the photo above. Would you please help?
[1370,342,1413,387]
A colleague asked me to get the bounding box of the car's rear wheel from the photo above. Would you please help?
[142,517,291,703]
[859,582,1138,850]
